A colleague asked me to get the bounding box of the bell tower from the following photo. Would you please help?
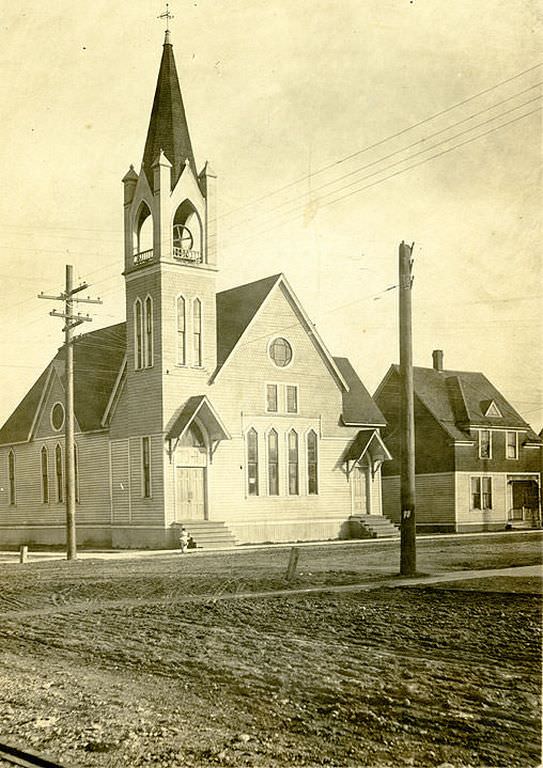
[121,29,218,434]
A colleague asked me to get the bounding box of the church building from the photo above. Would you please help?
[0,32,393,549]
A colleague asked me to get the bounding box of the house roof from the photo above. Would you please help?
[334,357,386,426]
[0,278,383,443]
[215,274,282,369]
[0,323,126,446]
[386,364,540,442]
[141,34,197,190]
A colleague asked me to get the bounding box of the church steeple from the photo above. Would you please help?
[141,31,197,190]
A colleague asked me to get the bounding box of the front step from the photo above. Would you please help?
[349,514,400,539]
[177,520,237,550]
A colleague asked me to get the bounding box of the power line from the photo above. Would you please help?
[221,92,542,240]
[218,62,543,220]
[223,105,541,251]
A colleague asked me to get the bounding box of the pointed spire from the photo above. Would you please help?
[141,35,197,190]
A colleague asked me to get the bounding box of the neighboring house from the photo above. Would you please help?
[374,350,542,532]
[0,32,391,549]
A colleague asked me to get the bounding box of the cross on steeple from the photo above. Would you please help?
[158,3,174,33]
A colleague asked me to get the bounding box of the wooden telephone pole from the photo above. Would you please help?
[399,241,416,577]
[39,266,102,560]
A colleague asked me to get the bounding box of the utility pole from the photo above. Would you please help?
[399,241,416,577]
[38,266,102,560]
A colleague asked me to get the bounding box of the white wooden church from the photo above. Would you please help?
[0,31,393,549]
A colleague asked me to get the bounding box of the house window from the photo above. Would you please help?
[288,430,299,495]
[268,429,279,496]
[134,298,143,370]
[307,430,318,495]
[506,431,518,460]
[144,296,153,368]
[193,298,202,367]
[479,430,492,459]
[176,296,186,365]
[8,450,15,506]
[471,477,481,509]
[482,477,492,509]
[247,428,259,496]
[269,337,292,368]
[41,446,49,503]
[286,385,298,414]
[55,443,63,503]
[142,437,151,498]
[266,384,278,412]
[74,443,79,504]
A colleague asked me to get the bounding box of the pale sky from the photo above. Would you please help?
[0,1,541,429]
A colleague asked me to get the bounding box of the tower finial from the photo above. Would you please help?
[158,3,174,43]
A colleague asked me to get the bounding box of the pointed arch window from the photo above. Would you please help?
[176,296,186,365]
[247,428,259,496]
[288,430,299,496]
[268,429,279,496]
[55,444,63,503]
[144,296,153,368]
[193,298,202,367]
[134,298,143,370]
[41,446,49,504]
[307,430,318,495]
[8,450,15,506]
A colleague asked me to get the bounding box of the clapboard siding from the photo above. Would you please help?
[128,434,165,525]
[111,439,130,523]
[0,432,110,527]
[455,472,508,526]
[382,473,456,525]
[208,285,346,437]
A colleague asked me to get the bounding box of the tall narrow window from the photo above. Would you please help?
[8,450,15,506]
[247,428,259,496]
[74,443,79,504]
[55,444,63,503]
[506,431,518,460]
[142,437,151,498]
[134,298,143,370]
[41,446,49,504]
[266,384,278,412]
[176,296,186,365]
[288,430,299,495]
[471,477,481,509]
[144,296,153,368]
[268,429,279,496]
[193,298,202,367]
[479,430,491,459]
[286,385,298,414]
[482,477,492,509]
[307,430,318,495]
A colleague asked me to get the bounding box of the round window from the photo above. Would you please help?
[269,337,293,368]
[51,402,65,431]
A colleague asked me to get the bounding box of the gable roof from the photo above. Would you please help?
[0,323,126,446]
[334,357,386,426]
[216,274,282,369]
[379,364,540,442]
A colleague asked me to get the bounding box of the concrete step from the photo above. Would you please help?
[349,514,400,539]
[177,520,237,549]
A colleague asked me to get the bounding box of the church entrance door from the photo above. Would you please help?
[352,466,369,515]
[176,467,206,520]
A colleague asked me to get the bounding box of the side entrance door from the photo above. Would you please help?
[352,467,368,515]
[175,467,206,521]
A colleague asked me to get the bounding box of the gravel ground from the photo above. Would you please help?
[0,535,540,768]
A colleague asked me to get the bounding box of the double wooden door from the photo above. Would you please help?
[176,467,206,520]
